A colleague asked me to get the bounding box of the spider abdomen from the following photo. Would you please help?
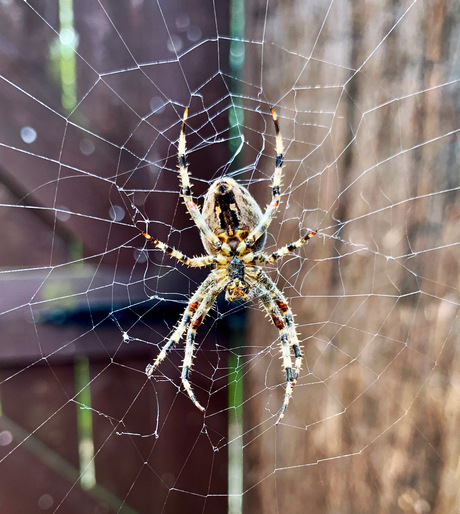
[201,177,267,254]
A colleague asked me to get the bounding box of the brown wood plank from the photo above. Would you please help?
[0,1,232,512]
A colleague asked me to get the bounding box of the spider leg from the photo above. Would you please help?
[145,272,221,375]
[240,108,284,251]
[142,231,216,267]
[181,274,228,412]
[178,108,227,253]
[253,230,316,264]
[255,269,302,425]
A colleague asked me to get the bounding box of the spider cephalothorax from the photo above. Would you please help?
[143,107,315,424]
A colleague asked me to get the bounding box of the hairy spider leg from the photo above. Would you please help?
[240,108,284,252]
[253,230,317,264]
[181,272,228,411]
[255,269,303,425]
[145,272,221,376]
[178,108,230,255]
[142,231,216,267]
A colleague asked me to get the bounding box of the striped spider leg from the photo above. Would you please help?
[181,270,228,410]
[244,230,316,425]
[145,269,228,411]
[254,230,317,264]
[178,108,230,256]
[237,108,284,254]
[142,106,316,424]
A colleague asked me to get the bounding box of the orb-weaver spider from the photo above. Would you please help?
[143,108,315,424]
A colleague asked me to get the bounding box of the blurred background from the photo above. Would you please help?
[0,1,459,513]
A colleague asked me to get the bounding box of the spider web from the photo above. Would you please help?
[0,0,459,513]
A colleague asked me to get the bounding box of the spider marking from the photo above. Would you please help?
[143,107,316,424]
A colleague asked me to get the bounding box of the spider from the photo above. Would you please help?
[142,107,315,424]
